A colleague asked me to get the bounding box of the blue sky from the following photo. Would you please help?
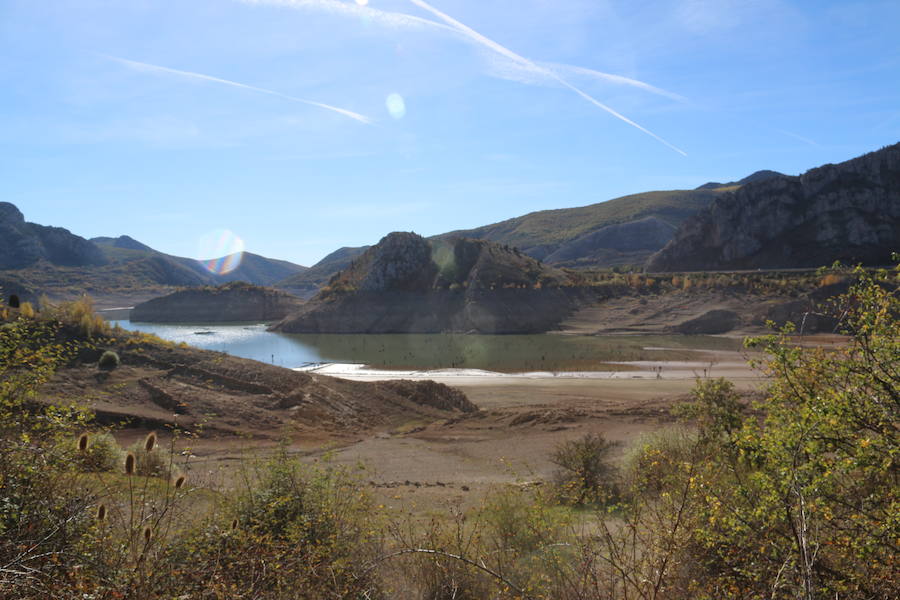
[2,0,898,266]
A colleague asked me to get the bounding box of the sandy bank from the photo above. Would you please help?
[293,350,756,383]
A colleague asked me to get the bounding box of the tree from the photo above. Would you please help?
[687,264,898,599]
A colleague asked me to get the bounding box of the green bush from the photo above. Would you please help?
[128,437,179,478]
[161,451,384,599]
[74,432,123,472]
[550,433,619,505]
[619,426,699,498]
[98,350,120,370]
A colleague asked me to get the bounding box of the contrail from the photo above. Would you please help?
[776,129,818,147]
[543,63,688,104]
[240,0,687,107]
[237,0,458,33]
[105,55,373,124]
[406,0,687,155]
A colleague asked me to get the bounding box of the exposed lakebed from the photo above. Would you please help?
[112,320,746,372]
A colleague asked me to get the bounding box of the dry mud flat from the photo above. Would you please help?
[44,316,832,512]
[292,351,764,510]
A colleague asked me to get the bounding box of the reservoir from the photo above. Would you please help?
[111,320,746,372]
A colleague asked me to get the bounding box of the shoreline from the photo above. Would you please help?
[293,353,758,383]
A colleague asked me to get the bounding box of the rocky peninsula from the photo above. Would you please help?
[131,282,303,323]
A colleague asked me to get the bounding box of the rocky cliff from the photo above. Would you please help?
[272,232,591,334]
[131,282,303,322]
[647,143,900,271]
[0,202,107,269]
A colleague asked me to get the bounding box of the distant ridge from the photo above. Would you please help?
[278,245,368,298]
[91,235,156,253]
[432,189,724,266]
[696,170,785,191]
[0,202,107,270]
[0,203,307,298]
[648,143,900,271]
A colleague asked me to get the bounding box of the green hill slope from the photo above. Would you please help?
[432,189,725,263]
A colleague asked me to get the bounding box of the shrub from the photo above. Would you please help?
[619,426,699,498]
[18,301,35,318]
[73,432,123,472]
[98,349,120,370]
[162,451,383,599]
[128,435,178,478]
[550,433,619,505]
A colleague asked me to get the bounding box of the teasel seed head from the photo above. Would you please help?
[230,518,239,531]
[143,526,152,542]
[174,474,186,489]
[96,504,107,521]
[77,433,89,452]
[144,431,157,453]
[124,452,136,475]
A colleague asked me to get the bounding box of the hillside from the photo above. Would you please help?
[23,316,477,438]
[93,235,307,287]
[272,232,591,334]
[130,281,303,322]
[433,189,726,265]
[696,169,784,190]
[0,204,306,300]
[647,143,900,271]
[0,202,107,269]
[275,187,734,295]
[276,245,368,298]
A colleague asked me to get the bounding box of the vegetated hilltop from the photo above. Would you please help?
[647,143,900,271]
[130,282,304,322]
[432,188,734,268]
[695,169,785,190]
[272,232,592,334]
[277,245,369,298]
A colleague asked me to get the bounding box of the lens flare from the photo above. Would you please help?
[197,229,245,275]
[386,93,406,119]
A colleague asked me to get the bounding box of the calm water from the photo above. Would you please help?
[112,320,745,372]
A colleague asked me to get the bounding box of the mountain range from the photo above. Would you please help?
[2,142,897,303]
[0,203,306,301]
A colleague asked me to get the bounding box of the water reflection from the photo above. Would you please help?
[113,321,745,372]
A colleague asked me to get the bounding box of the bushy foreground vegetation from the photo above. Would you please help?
[1,264,896,599]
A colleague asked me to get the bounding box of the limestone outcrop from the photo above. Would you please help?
[272,232,591,334]
[647,143,900,271]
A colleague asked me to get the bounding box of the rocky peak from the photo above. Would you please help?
[0,202,107,269]
[0,202,25,225]
[352,232,436,292]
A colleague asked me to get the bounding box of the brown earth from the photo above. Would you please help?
[40,334,476,445]
[557,289,832,336]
